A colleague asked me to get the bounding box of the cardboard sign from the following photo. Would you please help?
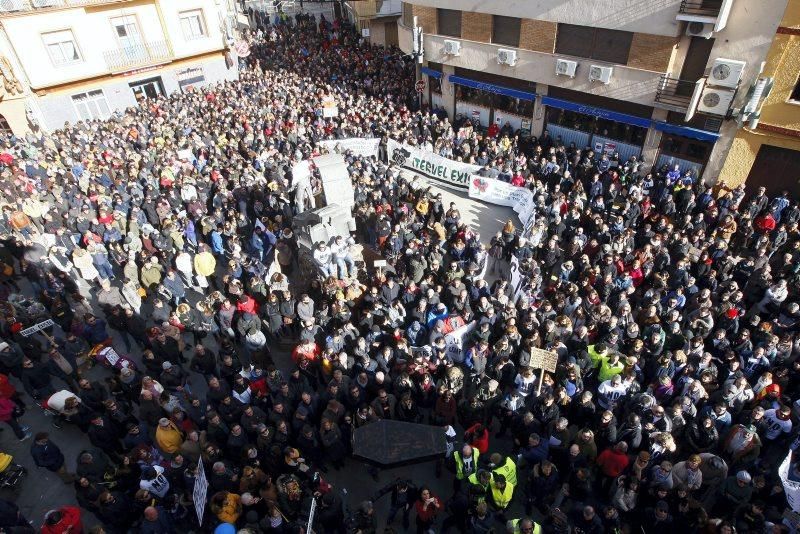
[528,348,559,373]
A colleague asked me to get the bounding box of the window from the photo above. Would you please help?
[555,24,633,64]
[492,16,521,47]
[72,90,111,122]
[0,115,11,136]
[791,75,800,102]
[437,8,461,38]
[180,9,207,40]
[42,30,81,66]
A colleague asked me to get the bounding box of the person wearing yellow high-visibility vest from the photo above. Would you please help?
[506,517,542,534]
[452,444,479,489]
[597,350,625,383]
[490,452,517,487]
[466,469,492,507]
[488,473,515,520]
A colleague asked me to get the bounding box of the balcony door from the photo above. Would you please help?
[112,16,144,61]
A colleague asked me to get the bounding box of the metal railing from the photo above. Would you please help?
[103,40,172,73]
[654,74,696,110]
[678,0,724,17]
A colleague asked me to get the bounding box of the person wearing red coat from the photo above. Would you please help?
[0,396,28,440]
[465,423,490,454]
[596,442,631,493]
[41,506,82,534]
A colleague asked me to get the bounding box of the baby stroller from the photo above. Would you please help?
[0,451,26,491]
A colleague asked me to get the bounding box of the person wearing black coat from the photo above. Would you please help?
[372,478,418,529]
[29,432,75,483]
[88,415,124,458]
[0,498,33,533]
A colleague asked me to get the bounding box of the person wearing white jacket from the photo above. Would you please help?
[71,247,99,283]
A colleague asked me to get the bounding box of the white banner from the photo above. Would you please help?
[468,176,535,225]
[387,139,480,190]
[444,321,476,364]
[318,138,380,158]
[780,452,800,513]
[194,457,209,525]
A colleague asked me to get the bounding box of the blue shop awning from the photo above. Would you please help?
[541,96,652,129]
[448,75,537,101]
[653,121,721,142]
[420,67,442,79]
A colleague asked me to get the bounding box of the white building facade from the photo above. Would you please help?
[0,0,240,134]
[401,0,789,182]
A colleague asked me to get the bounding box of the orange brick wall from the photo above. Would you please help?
[627,33,678,72]
[519,19,557,53]
[462,12,492,42]
[412,5,437,35]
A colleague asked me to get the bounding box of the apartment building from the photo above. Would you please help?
[0,0,240,134]
[718,0,800,197]
[399,0,788,182]
[343,0,401,47]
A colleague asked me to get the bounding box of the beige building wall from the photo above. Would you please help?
[401,0,789,184]
[718,0,800,190]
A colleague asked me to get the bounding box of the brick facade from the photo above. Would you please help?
[412,5,437,35]
[519,19,557,53]
[462,12,492,42]
[626,33,677,72]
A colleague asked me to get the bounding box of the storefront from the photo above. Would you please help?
[542,91,652,163]
[450,68,535,134]
[420,65,443,110]
[652,122,720,178]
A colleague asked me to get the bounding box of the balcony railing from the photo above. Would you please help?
[678,0,724,17]
[103,41,173,73]
[654,74,697,111]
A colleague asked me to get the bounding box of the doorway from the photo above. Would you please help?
[746,144,800,198]
[130,77,165,101]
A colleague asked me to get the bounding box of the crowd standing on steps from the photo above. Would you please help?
[0,8,797,534]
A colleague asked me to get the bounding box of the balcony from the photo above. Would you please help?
[654,74,699,112]
[676,0,733,31]
[103,41,173,73]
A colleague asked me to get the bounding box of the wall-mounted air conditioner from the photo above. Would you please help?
[497,48,517,66]
[589,65,613,84]
[697,87,735,115]
[686,21,714,39]
[555,58,577,77]
[443,39,461,56]
[708,58,746,88]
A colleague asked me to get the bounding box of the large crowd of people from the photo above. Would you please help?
[0,8,797,534]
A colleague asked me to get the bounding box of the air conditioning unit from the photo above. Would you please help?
[497,48,517,66]
[32,0,61,6]
[555,58,577,77]
[686,21,714,39]
[589,65,613,84]
[697,87,735,115]
[443,39,461,56]
[708,58,747,88]
[0,0,24,12]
